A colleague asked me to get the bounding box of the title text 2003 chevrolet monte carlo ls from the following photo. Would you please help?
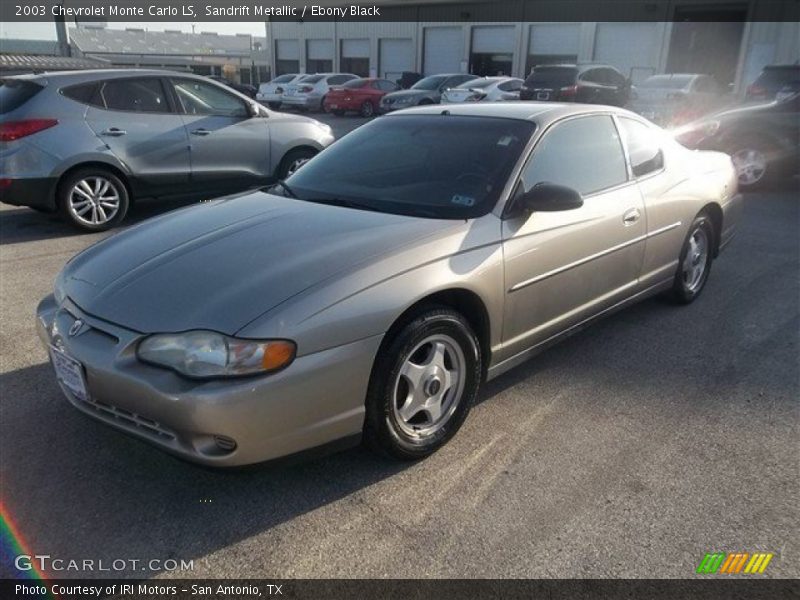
[37,104,742,466]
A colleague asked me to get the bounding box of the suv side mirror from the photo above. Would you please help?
[247,102,264,118]
[520,183,583,212]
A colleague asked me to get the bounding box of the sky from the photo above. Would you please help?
[0,21,266,40]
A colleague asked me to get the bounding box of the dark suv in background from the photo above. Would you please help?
[520,63,631,106]
[745,64,800,103]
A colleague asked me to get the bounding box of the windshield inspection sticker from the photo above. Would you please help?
[451,195,476,206]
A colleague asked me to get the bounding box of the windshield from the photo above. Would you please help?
[526,67,578,87]
[272,74,296,84]
[640,75,693,89]
[284,115,534,219]
[412,76,447,91]
[299,75,324,84]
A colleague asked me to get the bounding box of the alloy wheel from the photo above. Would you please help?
[732,148,767,186]
[68,177,121,227]
[682,226,709,293]
[392,334,466,438]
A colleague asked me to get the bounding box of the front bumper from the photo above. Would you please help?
[36,295,382,467]
[0,176,57,210]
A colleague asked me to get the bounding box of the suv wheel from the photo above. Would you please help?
[278,148,317,179]
[58,168,129,232]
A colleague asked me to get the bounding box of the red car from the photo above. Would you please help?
[323,78,400,117]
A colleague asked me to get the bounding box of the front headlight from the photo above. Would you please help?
[137,331,296,379]
[54,272,66,305]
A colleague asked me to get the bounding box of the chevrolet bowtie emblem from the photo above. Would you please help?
[68,319,84,337]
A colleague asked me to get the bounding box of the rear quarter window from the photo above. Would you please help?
[61,82,101,106]
[0,80,43,114]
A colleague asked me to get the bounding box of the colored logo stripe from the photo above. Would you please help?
[697,552,774,574]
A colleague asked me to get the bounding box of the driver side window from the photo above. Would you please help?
[172,79,248,117]
[519,116,628,196]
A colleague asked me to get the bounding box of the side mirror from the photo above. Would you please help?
[247,102,264,118]
[519,183,583,213]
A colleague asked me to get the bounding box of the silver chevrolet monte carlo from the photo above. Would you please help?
[37,103,742,466]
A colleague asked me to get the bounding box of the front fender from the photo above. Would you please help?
[238,216,505,359]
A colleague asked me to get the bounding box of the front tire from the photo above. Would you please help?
[364,307,482,460]
[729,137,777,189]
[277,148,317,180]
[669,214,715,304]
[57,168,129,232]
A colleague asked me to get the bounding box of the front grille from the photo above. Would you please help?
[68,390,175,440]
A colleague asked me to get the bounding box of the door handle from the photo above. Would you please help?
[623,208,641,225]
[191,128,211,136]
[100,128,126,137]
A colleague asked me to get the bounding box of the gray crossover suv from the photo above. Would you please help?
[0,69,335,231]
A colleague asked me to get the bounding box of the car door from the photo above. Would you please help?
[605,69,630,106]
[84,77,190,197]
[170,77,270,195]
[576,69,605,104]
[500,114,646,360]
[615,116,687,291]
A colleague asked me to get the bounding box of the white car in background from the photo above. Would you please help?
[280,73,359,112]
[630,73,723,126]
[441,77,524,104]
[257,73,304,109]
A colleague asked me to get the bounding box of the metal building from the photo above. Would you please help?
[265,0,799,93]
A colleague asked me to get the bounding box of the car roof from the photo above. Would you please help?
[386,101,641,126]
[5,68,203,86]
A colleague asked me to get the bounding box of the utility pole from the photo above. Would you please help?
[54,7,71,57]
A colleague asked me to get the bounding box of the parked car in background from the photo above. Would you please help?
[674,91,799,189]
[36,103,741,466]
[208,75,257,99]
[257,73,303,109]
[379,73,478,112]
[441,76,524,104]
[630,73,723,126]
[323,78,400,117]
[520,64,630,107]
[745,64,800,103]
[0,70,334,231]
[280,73,359,112]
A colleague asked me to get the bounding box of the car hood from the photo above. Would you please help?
[62,192,460,335]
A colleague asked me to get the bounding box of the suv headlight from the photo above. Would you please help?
[137,331,296,379]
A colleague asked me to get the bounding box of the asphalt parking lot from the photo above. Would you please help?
[0,112,797,579]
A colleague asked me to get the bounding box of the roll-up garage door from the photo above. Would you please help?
[594,23,659,83]
[379,38,413,80]
[276,39,299,61]
[529,24,580,56]
[424,27,462,75]
[472,26,515,54]
[307,39,333,60]
[341,39,370,58]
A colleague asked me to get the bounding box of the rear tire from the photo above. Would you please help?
[57,168,129,232]
[277,148,317,180]
[332,110,345,116]
[669,214,715,304]
[360,100,375,117]
[364,307,481,460]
